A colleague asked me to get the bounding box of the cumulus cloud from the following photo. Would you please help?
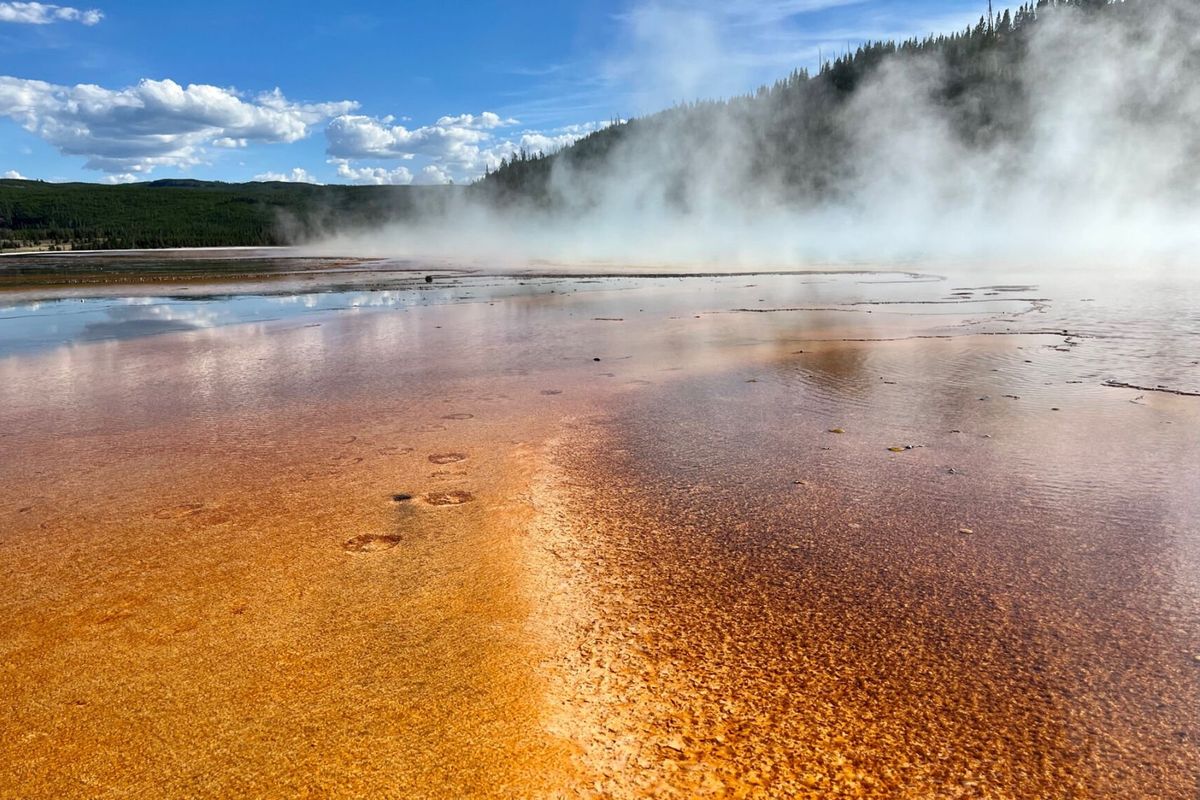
[331,159,413,185]
[326,114,493,160]
[0,75,356,176]
[414,164,452,185]
[517,122,609,156]
[434,112,513,129]
[0,2,102,25]
[3,169,28,179]
[253,167,322,184]
[325,111,608,184]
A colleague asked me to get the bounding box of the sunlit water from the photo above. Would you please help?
[1,256,1197,796]
[2,262,1196,395]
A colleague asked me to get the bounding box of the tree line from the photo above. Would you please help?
[474,0,1143,207]
[0,179,451,251]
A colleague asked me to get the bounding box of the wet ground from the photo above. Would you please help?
[0,254,1197,797]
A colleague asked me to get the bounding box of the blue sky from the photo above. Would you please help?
[0,0,988,185]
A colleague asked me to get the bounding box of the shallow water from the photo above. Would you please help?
[0,255,1197,797]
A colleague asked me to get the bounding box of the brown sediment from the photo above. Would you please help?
[542,330,1200,797]
[1,268,1197,797]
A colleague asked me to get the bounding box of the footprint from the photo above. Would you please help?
[343,534,403,552]
[428,452,467,465]
[422,491,474,506]
[441,413,474,420]
[541,389,563,395]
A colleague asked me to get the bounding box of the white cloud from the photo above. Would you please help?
[0,75,357,176]
[325,111,609,184]
[433,112,514,129]
[253,167,322,184]
[414,164,452,185]
[102,172,137,184]
[0,2,102,25]
[331,159,413,185]
[326,114,495,161]
[3,169,28,179]
[518,121,608,155]
[212,137,247,148]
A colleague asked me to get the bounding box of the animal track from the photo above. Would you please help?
[428,452,467,465]
[422,491,474,506]
[342,534,403,552]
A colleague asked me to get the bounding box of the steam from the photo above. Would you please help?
[304,1,1200,270]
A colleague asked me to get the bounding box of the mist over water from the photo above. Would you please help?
[305,1,1200,271]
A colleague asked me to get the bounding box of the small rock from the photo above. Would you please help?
[593,357,601,362]
[957,527,974,535]
[829,427,845,434]
[391,493,413,502]
[424,275,434,283]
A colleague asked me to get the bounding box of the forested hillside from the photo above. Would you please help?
[474,0,1150,208]
[0,179,454,251]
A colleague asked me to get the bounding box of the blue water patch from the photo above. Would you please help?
[0,291,426,357]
